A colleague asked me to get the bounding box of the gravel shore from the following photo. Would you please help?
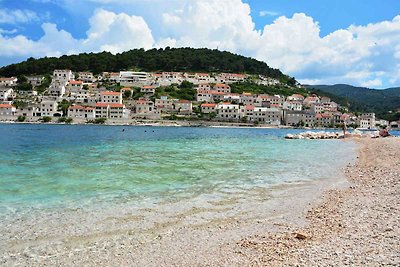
[238,137,400,266]
[1,137,398,266]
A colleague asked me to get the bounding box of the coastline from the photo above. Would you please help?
[237,137,400,266]
[0,137,398,266]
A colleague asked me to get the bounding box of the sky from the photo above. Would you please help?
[0,0,400,88]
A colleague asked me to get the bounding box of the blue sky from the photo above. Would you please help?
[1,0,400,88]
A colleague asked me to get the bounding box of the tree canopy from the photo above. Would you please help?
[0,48,296,85]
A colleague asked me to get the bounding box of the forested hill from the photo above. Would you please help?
[307,84,400,121]
[0,48,295,85]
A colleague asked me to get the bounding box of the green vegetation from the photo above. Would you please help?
[58,99,72,116]
[91,118,106,124]
[0,48,295,85]
[230,82,307,96]
[40,116,52,123]
[17,115,26,122]
[155,82,196,101]
[307,84,400,120]
[36,75,52,94]
[58,117,73,124]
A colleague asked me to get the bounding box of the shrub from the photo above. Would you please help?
[17,115,26,122]
[40,116,52,123]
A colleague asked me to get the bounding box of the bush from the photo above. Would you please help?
[94,118,107,124]
[40,116,52,123]
[58,117,67,123]
[65,118,73,124]
[17,115,26,122]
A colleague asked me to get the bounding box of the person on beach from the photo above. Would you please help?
[342,122,347,137]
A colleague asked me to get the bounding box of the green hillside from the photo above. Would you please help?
[0,48,296,85]
[307,84,400,120]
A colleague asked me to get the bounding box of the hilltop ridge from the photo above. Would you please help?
[0,48,296,86]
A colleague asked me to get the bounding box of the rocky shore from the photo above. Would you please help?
[237,137,400,266]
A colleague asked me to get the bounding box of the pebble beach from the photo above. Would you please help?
[1,137,399,266]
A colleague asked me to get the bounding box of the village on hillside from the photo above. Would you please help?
[0,70,394,129]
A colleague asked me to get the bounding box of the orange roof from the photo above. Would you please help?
[121,87,132,91]
[136,100,148,105]
[210,91,226,95]
[0,104,13,108]
[214,83,230,88]
[108,103,124,108]
[101,91,121,96]
[245,105,255,110]
[95,103,123,108]
[69,80,83,85]
[242,92,252,96]
[96,103,109,107]
[0,77,16,81]
[69,105,85,110]
[201,103,217,108]
[142,85,155,89]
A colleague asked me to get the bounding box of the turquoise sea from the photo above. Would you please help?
[0,124,361,215]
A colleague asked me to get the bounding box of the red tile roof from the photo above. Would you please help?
[0,104,13,108]
[201,103,217,108]
[101,91,121,96]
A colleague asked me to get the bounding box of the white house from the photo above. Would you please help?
[67,80,84,91]
[0,87,14,101]
[283,101,303,111]
[216,103,241,121]
[39,100,59,117]
[49,82,66,97]
[53,70,73,85]
[175,100,192,114]
[0,77,17,87]
[27,76,45,87]
[0,103,16,116]
[119,71,150,86]
[68,105,96,119]
[78,72,96,83]
[201,103,217,114]
[141,85,156,94]
[100,91,122,104]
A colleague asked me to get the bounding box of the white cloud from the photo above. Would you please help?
[259,10,279,17]
[0,9,39,24]
[0,9,154,60]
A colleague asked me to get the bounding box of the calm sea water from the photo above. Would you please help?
[0,124,358,215]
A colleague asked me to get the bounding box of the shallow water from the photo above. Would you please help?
[0,124,357,215]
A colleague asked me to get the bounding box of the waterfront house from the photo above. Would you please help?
[39,100,59,117]
[0,103,16,116]
[201,103,217,114]
[250,107,282,125]
[216,103,241,121]
[100,91,122,104]
[175,100,192,114]
[134,99,155,114]
[315,113,333,127]
[358,113,376,129]
[155,96,175,112]
[68,105,96,119]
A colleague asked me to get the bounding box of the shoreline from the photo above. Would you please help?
[1,137,398,266]
[237,137,400,265]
